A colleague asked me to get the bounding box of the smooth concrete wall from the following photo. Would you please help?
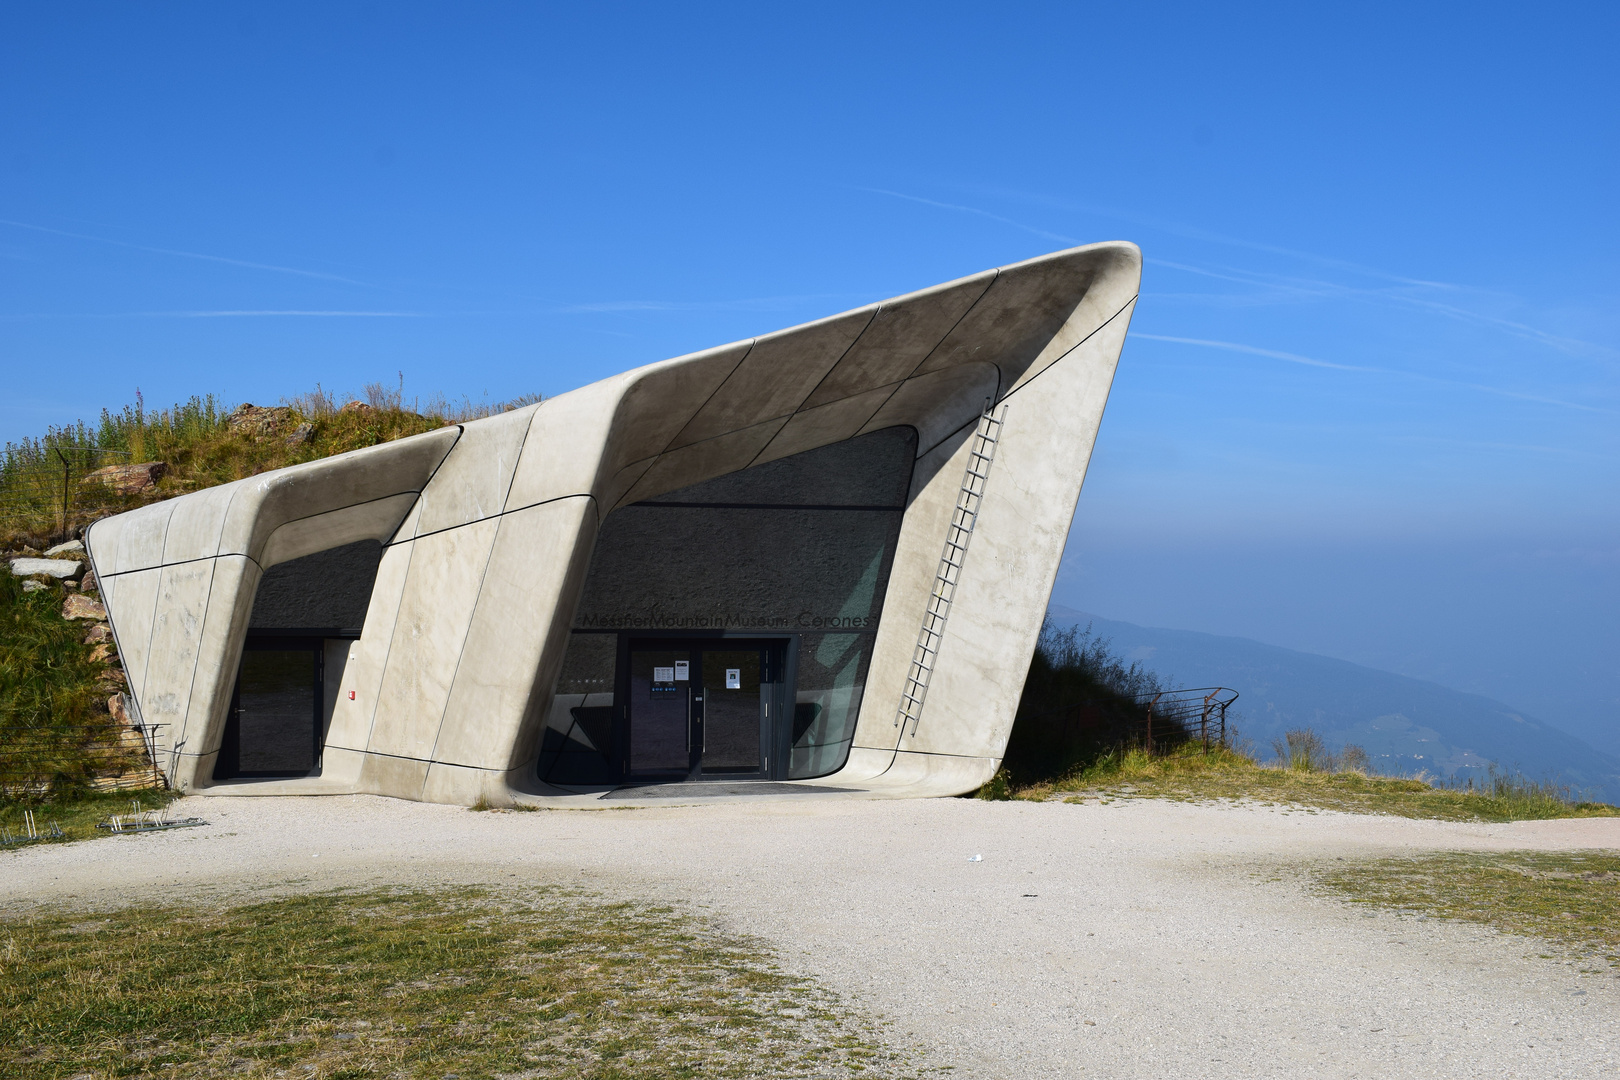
[87,241,1141,806]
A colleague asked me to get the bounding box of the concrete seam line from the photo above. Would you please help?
[386,492,595,549]
[998,293,1139,405]
[741,307,883,472]
[420,507,510,780]
[499,409,538,516]
[139,505,177,771]
[97,490,430,578]
[383,424,463,546]
[653,339,756,458]
[854,271,1003,458]
[356,516,425,754]
[898,269,1001,386]
[176,556,221,771]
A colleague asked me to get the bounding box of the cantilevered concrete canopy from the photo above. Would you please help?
[86,242,1141,806]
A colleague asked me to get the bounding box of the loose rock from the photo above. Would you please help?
[82,461,167,495]
[10,557,82,579]
[88,643,115,664]
[62,595,108,620]
[340,400,374,414]
[227,403,295,438]
[44,539,85,557]
[286,421,316,447]
[21,581,45,593]
[84,623,113,644]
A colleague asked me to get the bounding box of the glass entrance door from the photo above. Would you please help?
[627,649,694,776]
[699,648,763,775]
[625,640,783,781]
[215,641,324,779]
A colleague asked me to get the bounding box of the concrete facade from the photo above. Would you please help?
[85,242,1140,806]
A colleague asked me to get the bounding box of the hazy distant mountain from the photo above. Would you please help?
[1047,606,1620,803]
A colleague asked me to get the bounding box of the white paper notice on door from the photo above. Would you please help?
[674,661,689,681]
[726,668,741,690]
[653,666,675,683]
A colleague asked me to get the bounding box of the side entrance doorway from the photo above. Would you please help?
[213,635,355,781]
[625,638,788,781]
[214,638,325,779]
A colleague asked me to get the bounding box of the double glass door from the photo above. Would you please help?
[627,641,783,780]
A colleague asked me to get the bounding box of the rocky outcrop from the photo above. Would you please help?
[227,403,296,438]
[9,557,82,580]
[81,461,168,495]
[286,421,316,447]
[62,595,108,620]
[340,400,374,414]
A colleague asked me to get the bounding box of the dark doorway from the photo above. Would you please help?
[214,638,324,779]
[624,639,786,781]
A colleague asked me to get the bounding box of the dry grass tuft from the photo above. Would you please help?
[1005,743,1620,823]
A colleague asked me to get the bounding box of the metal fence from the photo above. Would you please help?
[0,721,167,798]
[0,444,132,544]
[1136,686,1240,754]
[1017,685,1240,758]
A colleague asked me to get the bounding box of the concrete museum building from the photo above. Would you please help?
[85,242,1140,806]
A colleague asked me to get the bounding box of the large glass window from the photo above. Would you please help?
[790,632,875,779]
[551,427,918,783]
[538,632,618,785]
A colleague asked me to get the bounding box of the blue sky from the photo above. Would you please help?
[3,4,1616,750]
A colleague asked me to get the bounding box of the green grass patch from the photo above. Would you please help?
[1,790,183,850]
[0,566,153,803]
[0,886,921,1080]
[1004,743,1620,822]
[1313,850,1620,965]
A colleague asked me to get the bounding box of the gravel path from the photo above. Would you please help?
[5,794,1618,1078]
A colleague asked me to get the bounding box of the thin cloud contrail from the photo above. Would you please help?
[1132,333,1614,414]
[0,218,377,287]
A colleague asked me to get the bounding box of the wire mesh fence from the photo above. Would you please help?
[1136,686,1240,754]
[1016,685,1240,759]
[0,720,166,799]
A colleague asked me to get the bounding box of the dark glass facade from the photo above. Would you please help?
[540,426,916,785]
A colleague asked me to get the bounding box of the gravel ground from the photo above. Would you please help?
[5,794,1619,1078]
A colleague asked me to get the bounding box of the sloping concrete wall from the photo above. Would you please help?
[86,241,1141,805]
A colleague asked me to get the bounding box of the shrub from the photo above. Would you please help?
[994,620,1180,789]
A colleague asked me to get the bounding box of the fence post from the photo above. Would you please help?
[55,447,71,543]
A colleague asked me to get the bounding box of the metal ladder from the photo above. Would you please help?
[895,399,1009,738]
